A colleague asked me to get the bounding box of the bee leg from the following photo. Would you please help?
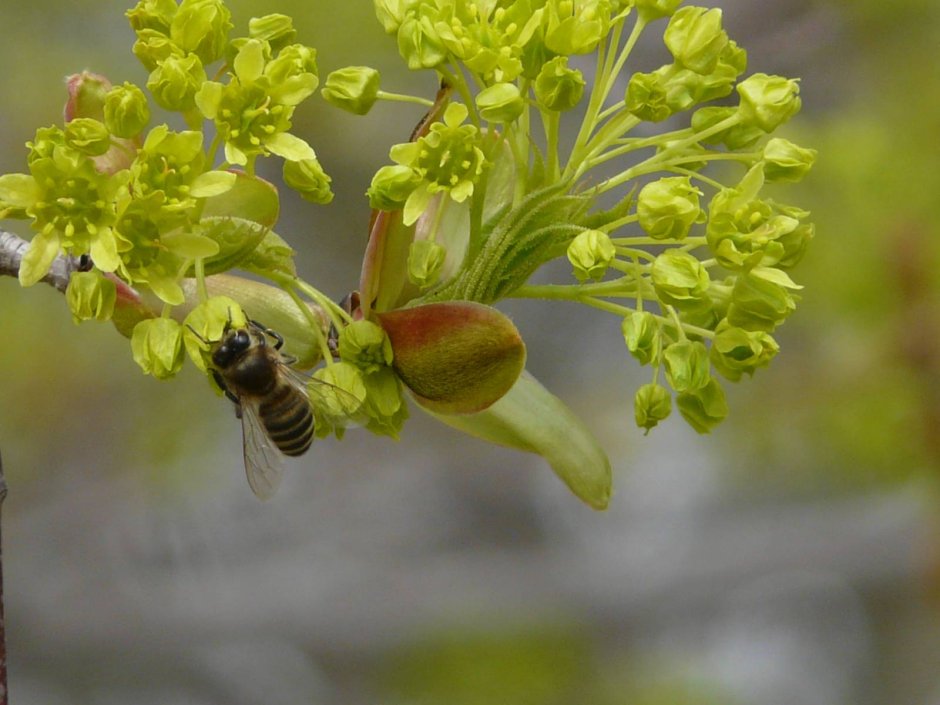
[212,370,240,407]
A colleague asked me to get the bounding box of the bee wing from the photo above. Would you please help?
[239,398,286,500]
[282,364,364,429]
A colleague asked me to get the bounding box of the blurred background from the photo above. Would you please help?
[1,0,939,703]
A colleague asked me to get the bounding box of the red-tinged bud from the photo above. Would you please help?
[65,71,112,122]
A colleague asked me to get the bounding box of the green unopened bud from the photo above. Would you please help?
[312,362,367,428]
[544,1,609,55]
[65,72,111,122]
[170,0,232,65]
[664,6,728,76]
[283,158,333,204]
[64,118,111,156]
[249,14,297,53]
[338,320,394,374]
[534,56,585,112]
[634,383,672,432]
[367,164,420,210]
[663,340,710,392]
[776,219,815,269]
[264,44,319,105]
[634,0,682,22]
[132,317,185,379]
[397,16,447,70]
[677,378,728,433]
[65,271,117,324]
[103,83,150,138]
[638,176,702,241]
[736,73,801,132]
[762,138,817,183]
[476,82,524,123]
[567,229,616,282]
[625,70,672,122]
[322,66,381,115]
[126,0,177,33]
[374,0,410,34]
[408,239,447,288]
[132,28,185,72]
[651,250,711,309]
[727,267,800,331]
[621,311,661,365]
[710,320,779,381]
[147,54,207,112]
[691,106,764,150]
[360,367,408,438]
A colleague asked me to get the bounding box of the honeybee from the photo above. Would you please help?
[205,319,348,500]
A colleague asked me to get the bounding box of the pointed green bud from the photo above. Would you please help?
[170,0,232,65]
[736,73,801,132]
[664,6,728,76]
[634,383,672,432]
[249,14,297,53]
[677,378,728,433]
[638,176,703,240]
[103,83,151,138]
[663,340,710,392]
[567,229,616,282]
[182,296,247,372]
[762,138,817,183]
[476,82,524,123]
[534,56,586,112]
[322,66,381,115]
[625,70,672,122]
[397,15,447,70]
[131,317,185,379]
[65,271,117,324]
[147,54,207,112]
[634,0,682,23]
[64,118,111,156]
[651,250,711,309]
[710,319,779,381]
[408,239,448,288]
[126,0,177,33]
[367,164,421,210]
[283,158,333,204]
[621,311,661,365]
[727,268,800,331]
[338,320,394,374]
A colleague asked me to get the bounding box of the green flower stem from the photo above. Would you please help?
[438,64,480,130]
[375,90,435,107]
[602,211,639,232]
[667,166,726,191]
[541,107,561,181]
[281,280,334,365]
[612,246,656,263]
[575,111,641,180]
[194,257,209,301]
[596,99,626,123]
[665,305,686,341]
[612,236,707,248]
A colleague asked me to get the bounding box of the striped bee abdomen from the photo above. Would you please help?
[259,381,315,456]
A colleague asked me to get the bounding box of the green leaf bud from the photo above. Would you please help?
[633,0,682,23]
[691,106,764,150]
[322,66,381,115]
[664,6,729,76]
[408,239,448,288]
[534,56,586,112]
[567,228,616,282]
[65,270,117,324]
[762,137,817,183]
[710,319,779,381]
[367,164,421,210]
[621,311,661,365]
[397,15,448,70]
[476,82,525,123]
[103,83,151,138]
[637,176,703,240]
[169,0,232,65]
[147,54,207,112]
[249,14,297,53]
[727,268,800,331]
[338,320,394,374]
[283,158,333,204]
[625,70,672,122]
[736,73,801,132]
[634,383,672,432]
[677,378,727,433]
[132,317,185,379]
[651,249,711,309]
[663,340,710,392]
[126,0,177,33]
[64,118,111,156]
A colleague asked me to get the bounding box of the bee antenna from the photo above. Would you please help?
[186,324,210,345]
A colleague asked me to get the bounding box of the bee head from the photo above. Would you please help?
[212,326,256,368]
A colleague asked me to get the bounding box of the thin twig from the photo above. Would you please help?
[0,230,79,292]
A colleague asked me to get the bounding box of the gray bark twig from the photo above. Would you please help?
[0,230,78,292]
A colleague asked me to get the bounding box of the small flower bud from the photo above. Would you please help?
[476,82,524,123]
[397,16,447,70]
[664,6,729,76]
[663,340,711,392]
[249,14,297,53]
[104,83,150,138]
[65,71,112,122]
[567,229,616,282]
[651,250,711,309]
[727,268,799,331]
[634,383,672,432]
[126,0,177,33]
[65,271,117,324]
[625,70,672,122]
[131,317,185,379]
[264,44,319,105]
[736,73,801,133]
[762,138,817,183]
[169,0,232,65]
[132,28,184,72]
[710,320,779,381]
[544,1,609,55]
[147,53,207,112]
[621,311,661,365]
[338,320,394,374]
[283,158,333,204]
[691,106,764,150]
[638,176,702,241]
[634,0,682,22]
[322,66,381,115]
[374,0,410,34]
[534,57,585,112]
[408,239,448,288]
[64,118,111,156]
[677,378,728,433]
[367,164,421,210]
